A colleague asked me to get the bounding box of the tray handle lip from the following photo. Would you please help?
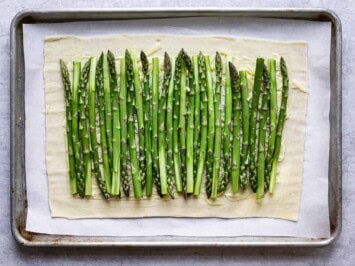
[9,7,342,248]
[8,7,345,21]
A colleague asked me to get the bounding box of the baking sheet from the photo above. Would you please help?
[24,17,331,238]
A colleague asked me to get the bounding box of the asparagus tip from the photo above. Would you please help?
[280,57,287,75]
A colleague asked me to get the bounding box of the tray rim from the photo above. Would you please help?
[10,7,342,248]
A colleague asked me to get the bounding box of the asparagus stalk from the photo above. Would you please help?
[166,56,176,198]
[192,55,200,180]
[204,55,215,198]
[102,54,113,169]
[256,65,270,199]
[230,62,242,193]
[59,60,77,194]
[249,58,264,192]
[269,57,289,194]
[193,52,208,196]
[218,59,232,193]
[119,57,130,197]
[157,53,171,196]
[125,50,143,199]
[183,51,195,194]
[211,52,222,200]
[265,59,278,190]
[78,59,92,196]
[72,61,85,197]
[88,56,109,199]
[108,51,120,196]
[173,51,183,193]
[140,51,153,196]
[179,55,187,194]
[239,70,250,190]
[131,51,146,187]
[152,57,162,195]
[96,54,112,193]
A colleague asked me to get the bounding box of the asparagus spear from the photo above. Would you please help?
[218,59,232,193]
[265,59,277,190]
[193,52,208,196]
[108,51,120,196]
[256,65,270,199]
[102,54,113,169]
[131,51,146,187]
[192,55,201,180]
[78,59,92,196]
[140,51,153,196]
[249,58,264,192]
[157,53,171,196]
[125,50,143,199]
[166,56,176,198]
[88,56,109,199]
[239,70,250,190]
[119,57,130,197]
[211,52,222,199]
[173,51,183,193]
[204,55,215,198]
[183,51,195,194]
[72,61,85,197]
[96,54,112,193]
[59,60,77,194]
[179,55,187,194]
[152,57,162,195]
[230,62,242,193]
[269,57,289,194]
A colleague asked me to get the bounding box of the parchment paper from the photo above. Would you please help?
[24,17,331,238]
[45,35,307,220]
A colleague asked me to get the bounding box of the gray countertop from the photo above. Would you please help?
[1,0,354,265]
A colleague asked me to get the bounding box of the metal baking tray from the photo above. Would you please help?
[10,8,342,247]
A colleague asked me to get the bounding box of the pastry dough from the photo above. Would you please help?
[44,35,308,220]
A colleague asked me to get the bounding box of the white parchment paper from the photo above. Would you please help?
[24,17,331,238]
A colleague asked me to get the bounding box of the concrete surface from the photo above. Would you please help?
[0,0,354,265]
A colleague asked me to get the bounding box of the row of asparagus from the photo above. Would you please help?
[60,50,289,200]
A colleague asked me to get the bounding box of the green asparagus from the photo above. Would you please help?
[211,52,222,200]
[125,50,143,199]
[269,57,289,194]
[102,54,113,169]
[72,61,85,197]
[218,59,232,193]
[249,58,264,192]
[119,57,130,197]
[96,54,112,193]
[204,55,215,198]
[88,56,109,199]
[166,56,176,198]
[158,53,171,195]
[131,51,146,187]
[256,65,270,199]
[183,51,195,194]
[230,62,242,194]
[192,55,200,180]
[265,59,277,190]
[173,51,183,193]
[239,70,249,190]
[179,54,187,194]
[140,51,153,196]
[193,52,208,196]
[78,59,92,196]
[59,60,77,194]
[152,57,162,195]
[108,50,121,196]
